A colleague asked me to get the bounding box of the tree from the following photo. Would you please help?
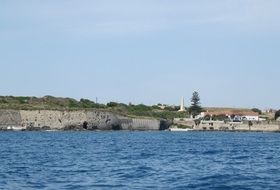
[212,114,228,121]
[189,91,203,118]
[251,108,262,115]
[275,110,280,120]
[107,102,118,107]
[248,121,253,131]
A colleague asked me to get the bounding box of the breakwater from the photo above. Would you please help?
[0,110,171,131]
[173,118,280,132]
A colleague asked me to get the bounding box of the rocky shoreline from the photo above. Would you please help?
[0,110,171,131]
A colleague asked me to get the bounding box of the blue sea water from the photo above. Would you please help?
[0,131,280,190]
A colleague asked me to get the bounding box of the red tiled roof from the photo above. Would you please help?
[203,109,259,116]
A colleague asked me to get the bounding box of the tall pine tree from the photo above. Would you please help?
[189,91,203,118]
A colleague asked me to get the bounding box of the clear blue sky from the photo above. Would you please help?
[0,0,279,109]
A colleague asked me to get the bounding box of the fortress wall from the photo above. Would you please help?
[20,110,120,130]
[119,118,133,130]
[197,122,280,131]
[21,110,65,129]
[118,116,164,130]
[235,124,279,131]
[0,110,169,131]
[0,110,21,127]
[131,118,160,130]
[84,111,120,130]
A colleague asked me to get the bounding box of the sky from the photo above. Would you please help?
[0,0,279,109]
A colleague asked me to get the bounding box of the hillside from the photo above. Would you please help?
[0,96,188,120]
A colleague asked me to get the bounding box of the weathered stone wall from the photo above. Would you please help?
[20,110,122,130]
[0,110,167,131]
[121,118,160,130]
[197,122,280,132]
[173,119,280,132]
[0,110,21,128]
[21,110,69,129]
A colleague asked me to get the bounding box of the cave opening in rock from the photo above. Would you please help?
[83,121,88,129]
[112,124,121,130]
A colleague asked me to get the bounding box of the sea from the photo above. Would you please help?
[0,131,280,190]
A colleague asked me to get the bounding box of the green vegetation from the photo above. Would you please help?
[0,95,189,120]
[0,96,106,110]
[275,110,280,120]
[251,108,262,115]
[107,102,119,107]
[106,102,188,119]
[176,125,192,129]
[188,91,203,117]
[207,114,229,121]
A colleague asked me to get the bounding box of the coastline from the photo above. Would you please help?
[0,109,171,131]
[0,108,278,132]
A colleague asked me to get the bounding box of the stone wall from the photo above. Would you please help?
[173,119,280,132]
[121,118,160,130]
[196,121,280,132]
[20,110,124,130]
[0,110,168,131]
[0,110,21,129]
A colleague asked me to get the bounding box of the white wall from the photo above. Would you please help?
[243,116,259,121]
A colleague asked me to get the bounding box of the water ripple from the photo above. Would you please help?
[1,131,280,189]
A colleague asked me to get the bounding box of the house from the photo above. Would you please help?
[201,108,259,121]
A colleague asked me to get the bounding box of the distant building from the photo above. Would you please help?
[201,109,259,121]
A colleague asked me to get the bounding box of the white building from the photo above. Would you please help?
[202,109,260,121]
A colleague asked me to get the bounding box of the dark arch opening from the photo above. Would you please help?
[83,121,88,129]
[112,124,121,130]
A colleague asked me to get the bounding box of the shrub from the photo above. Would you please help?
[16,97,29,104]
[68,99,80,108]
[107,102,118,107]
[80,98,95,108]
[252,108,262,115]
[212,114,228,121]
[204,115,211,121]
[275,110,280,120]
